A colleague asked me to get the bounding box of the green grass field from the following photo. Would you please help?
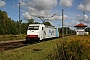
[0,34,26,42]
[0,35,90,60]
[0,38,62,60]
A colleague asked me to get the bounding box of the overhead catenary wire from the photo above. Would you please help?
[3,0,18,8]
[3,5,19,12]
[2,0,25,13]
[2,0,25,21]
[1,0,18,16]
[2,6,19,20]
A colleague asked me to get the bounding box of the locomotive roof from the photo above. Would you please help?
[29,24,55,27]
[29,24,44,26]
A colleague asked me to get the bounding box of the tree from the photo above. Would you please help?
[27,19,34,25]
[21,23,28,34]
[60,27,75,35]
[43,22,52,26]
[85,27,90,34]
[0,10,18,34]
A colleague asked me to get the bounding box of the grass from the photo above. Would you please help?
[0,34,26,42]
[0,38,62,60]
[0,35,90,60]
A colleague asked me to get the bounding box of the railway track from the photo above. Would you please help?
[0,40,27,52]
[0,37,61,52]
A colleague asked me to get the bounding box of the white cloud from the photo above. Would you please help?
[23,12,33,20]
[19,0,58,20]
[86,17,90,23]
[83,15,90,23]
[0,0,5,7]
[32,0,57,10]
[74,15,83,22]
[43,15,68,21]
[54,15,67,20]
[59,0,73,7]
[74,14,90,23]
[64,21,76,27]
[19,0,27,6]
[83,14,88,21]
[77,0,90,12]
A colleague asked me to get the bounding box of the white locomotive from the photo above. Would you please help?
[26,24,59,42]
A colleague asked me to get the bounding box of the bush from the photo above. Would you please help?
[47,36,90,60]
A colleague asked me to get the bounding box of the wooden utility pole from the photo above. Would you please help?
[62,9,64,38]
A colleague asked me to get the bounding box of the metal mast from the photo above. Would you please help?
[19,3,21,35]
[62,9,64,38]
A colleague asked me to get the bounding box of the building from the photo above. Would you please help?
[74,23,88,35]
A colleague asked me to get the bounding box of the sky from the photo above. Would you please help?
[0,0,90,29]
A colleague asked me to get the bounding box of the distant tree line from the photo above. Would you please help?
[58,27,76,35]
[0,10,52,35]
[59,27,90,35]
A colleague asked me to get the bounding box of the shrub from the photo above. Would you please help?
[47,36,90,60]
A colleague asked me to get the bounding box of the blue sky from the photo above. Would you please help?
[0,0,90,29]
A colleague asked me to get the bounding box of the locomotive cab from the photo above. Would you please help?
[26,24,45,42]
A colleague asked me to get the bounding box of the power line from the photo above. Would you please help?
[4,5,18,12]
[2,5,19,19]
[3,0,24,12]
[4,0,26,12]
[2,0,19,12]
[2,0,25,23]
[4,0,18,8]
[8,12,18,19]
[2,0,24,19]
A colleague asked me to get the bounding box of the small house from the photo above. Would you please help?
[74,23,88,35]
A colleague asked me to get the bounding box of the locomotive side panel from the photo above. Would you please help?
[43,27,56,38]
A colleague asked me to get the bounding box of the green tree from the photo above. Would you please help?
[21,23,28,34]
[43,22,52,26]
[0,10,18,34]
[0,10,8,34]
[27,19,34,25]
[60,27,75,35]
[85,27,90,34]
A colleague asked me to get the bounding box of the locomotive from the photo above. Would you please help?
[26,24,59,42]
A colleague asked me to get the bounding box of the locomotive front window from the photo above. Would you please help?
[28,26,39,30]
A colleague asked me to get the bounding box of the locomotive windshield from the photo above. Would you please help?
[28,26,39,30]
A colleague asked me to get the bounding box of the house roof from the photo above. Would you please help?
[74,23,87,27]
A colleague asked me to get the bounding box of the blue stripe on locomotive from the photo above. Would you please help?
[56,28,59,37]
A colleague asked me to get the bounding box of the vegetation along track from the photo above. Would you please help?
[0,40,27,52]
